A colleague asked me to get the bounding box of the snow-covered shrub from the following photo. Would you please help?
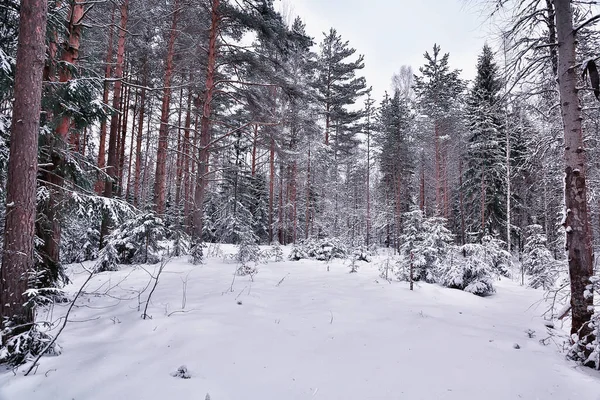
[396,211,453,283]
[480,236,512,277]
[95,213,167,271]
[62,227,100,263]
[0,325,61,366]
[288,238,349,261]
[522,225,560,290]
[170,228,190,257]
[568,277,600,369]
[171,365,192,379]
[352,246,372,263]
[347,255,358,273]
[440,244,496,296]
[289,242,308,261]
[95,241,120,272]
[378,254,397,281]
[189,239,205,265]
[270,242,284,262]
[234,230,260,277]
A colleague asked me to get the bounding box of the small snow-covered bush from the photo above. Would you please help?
[171,365,191,379]
[95,213,167,271]
[170,229,190,257]
[396,211,453,283]
[568,277,600,369]
[189,239,205,265]
[480,236,512,278]
[440,244,495,296]
[522,225,561,290]
[288,238,349,261]
[270,242,284,262]
[0,325,61,366]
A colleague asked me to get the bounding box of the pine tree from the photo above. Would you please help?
[413,44,464,216]
[376,90,413,249]
[1,0,47,337]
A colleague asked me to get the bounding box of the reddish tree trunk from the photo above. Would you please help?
[192,0,219,241]
[100,0,128,246]
[117,81,131,196]
[95,6,116,194]
[40,0,85,278]
[269,137,275,243]
[125,87,139,201]
[1,0,47,331]
[251,124,258,177]
[133,63,147,207]
[154,0,180,215]
[434,121,441,215]
[305,146,311,239]
[176,89,192,207]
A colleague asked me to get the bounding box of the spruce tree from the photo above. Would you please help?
[463,44,507,241]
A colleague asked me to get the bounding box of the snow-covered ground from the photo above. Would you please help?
[2,245,600,400]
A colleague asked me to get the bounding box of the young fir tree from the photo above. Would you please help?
[396,209,453,283]
[463,44,507,241]
[523,224,561,290]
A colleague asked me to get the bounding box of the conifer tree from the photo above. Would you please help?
[463,44,507,241]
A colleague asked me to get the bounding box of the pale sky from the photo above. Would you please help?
[280,0,499,101]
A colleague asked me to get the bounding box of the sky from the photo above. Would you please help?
[278,0,501,101]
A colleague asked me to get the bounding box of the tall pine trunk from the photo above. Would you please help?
[39,0,85,285]
[96,6,116,194]
[0,0,47,333]
[154,0,180,215]
[192,0,219,242]
[133,62,147,207]
[100,0,128,247]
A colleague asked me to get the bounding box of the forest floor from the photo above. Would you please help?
[1,245,600,400]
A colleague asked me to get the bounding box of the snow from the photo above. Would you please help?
[2,245,600,400]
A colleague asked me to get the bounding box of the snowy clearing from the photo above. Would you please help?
[1,246,599,400]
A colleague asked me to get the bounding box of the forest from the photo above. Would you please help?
[1,0,600,396]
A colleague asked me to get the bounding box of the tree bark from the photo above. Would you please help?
[192,0,219,241]
[40,0,84,284]
[154,0,180,215]
[117,79,131,196]
[0,0,47,332]
[554,0,595,345]
[133,62,147,207]
[125,87,139,201]
[269,137,275,243]
[95,5,116,194]
[100,0,128,247]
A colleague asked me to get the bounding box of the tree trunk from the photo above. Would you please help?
[434,121,441,215]
[554,0,595,346]
[176,88,192,208]
[96,5,116,194]
[0,0,47,332]
[125,87,139,201]
[305,145,311,239]
[40,0,85,284]
[133,62,147,207]
[192,0,219,241]
[154,0,180,215]
[269,137,275,243]
[459,159,466,245]
[100,0,128,247]
[117,80,131,197]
